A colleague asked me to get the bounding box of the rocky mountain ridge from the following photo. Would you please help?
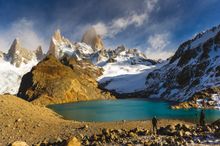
[44,28,159,95]
[6,38,44,67]
[1,24,220,106]
[0,38,44,94]
[145,24,220,104]
[17,55,114,105]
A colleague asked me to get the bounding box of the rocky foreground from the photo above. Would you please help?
[7,121,220,146]
[1,95,220,146]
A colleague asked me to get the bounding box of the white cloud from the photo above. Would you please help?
[93,22,108,36]
[145,33,173,60]
[93,0,158,37]
[146,0,159,12]
[0,18,47,52]
[147,33,169,51]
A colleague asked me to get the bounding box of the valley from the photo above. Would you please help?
[0,21,220,145]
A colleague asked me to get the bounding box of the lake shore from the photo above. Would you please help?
[0,95,219,146]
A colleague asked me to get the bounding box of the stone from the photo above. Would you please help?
[195,139,201,144]
[189,140,194,144]
[177,130,183,137]
[66,137,81,146]
[84,125,89,129]
[16,118,22,122]
[84,140,90,145]
[102,128,110,135]
[11,141,29,146]
[206,125,213,132]
[184,131,192,137]
[48,137,62,144]
[181,124,190,131]
[158,125,175,136]
[128,132,137,137]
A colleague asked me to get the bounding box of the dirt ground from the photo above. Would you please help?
[0,95,194,145]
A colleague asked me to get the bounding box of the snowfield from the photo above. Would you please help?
[97,55,166,94]
[98,63,156,93]
[1,24,220,104]
[0,59,37,94]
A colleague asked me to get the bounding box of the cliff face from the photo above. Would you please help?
[17,55,114,105]
[81,27,104,51]
[7,38,36,67]
[145,25,220,102]
[47,29,73,58]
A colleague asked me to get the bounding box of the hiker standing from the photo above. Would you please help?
[152,116,158,134]
[199,110,205,127]
[202,99,206,108]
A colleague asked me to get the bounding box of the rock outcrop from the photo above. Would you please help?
[81,27,104,51]
[34,46,44,60]
[47,29,73,58]
[7,38,35,67]
[17,55,114,105]
[0,50,5,60]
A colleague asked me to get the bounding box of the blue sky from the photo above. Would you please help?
[0,0,219,59]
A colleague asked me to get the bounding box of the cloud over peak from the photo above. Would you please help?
[0,18,47,52]
[145,33,173,60]
[93,0,158,38]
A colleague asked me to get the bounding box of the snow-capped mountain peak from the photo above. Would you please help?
[0,38,42,94]
[171,24,220,64]
[145,24,220,102]
[6,38,37,67]
[81,27,104,51]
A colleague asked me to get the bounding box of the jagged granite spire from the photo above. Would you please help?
[47,30,61,58]
[81,27,104,51]
[7,38,35,67]
[35,46,44,60]
[53,29,62,42]
[8,38,21,56]
[47,29,73,58]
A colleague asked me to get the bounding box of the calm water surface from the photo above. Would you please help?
[48,99,220,122]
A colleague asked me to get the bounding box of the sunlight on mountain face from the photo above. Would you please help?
[0,1,220,145]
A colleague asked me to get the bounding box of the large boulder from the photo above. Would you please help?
[17,55,114,105]
[66,137,81,146]
[10,141,29,146]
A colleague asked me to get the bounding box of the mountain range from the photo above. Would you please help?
[0,25,220,106]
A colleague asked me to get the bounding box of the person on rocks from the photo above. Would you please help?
[152,116,158,134]
[199,110,205,127]
[202,99,206,108]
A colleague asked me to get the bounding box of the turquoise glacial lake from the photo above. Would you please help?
[48,99,220,122]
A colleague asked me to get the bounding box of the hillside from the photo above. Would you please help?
[17,55,114,105]
[145,25,220,107]
[46,29,159,95]
[0,95,73,145]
